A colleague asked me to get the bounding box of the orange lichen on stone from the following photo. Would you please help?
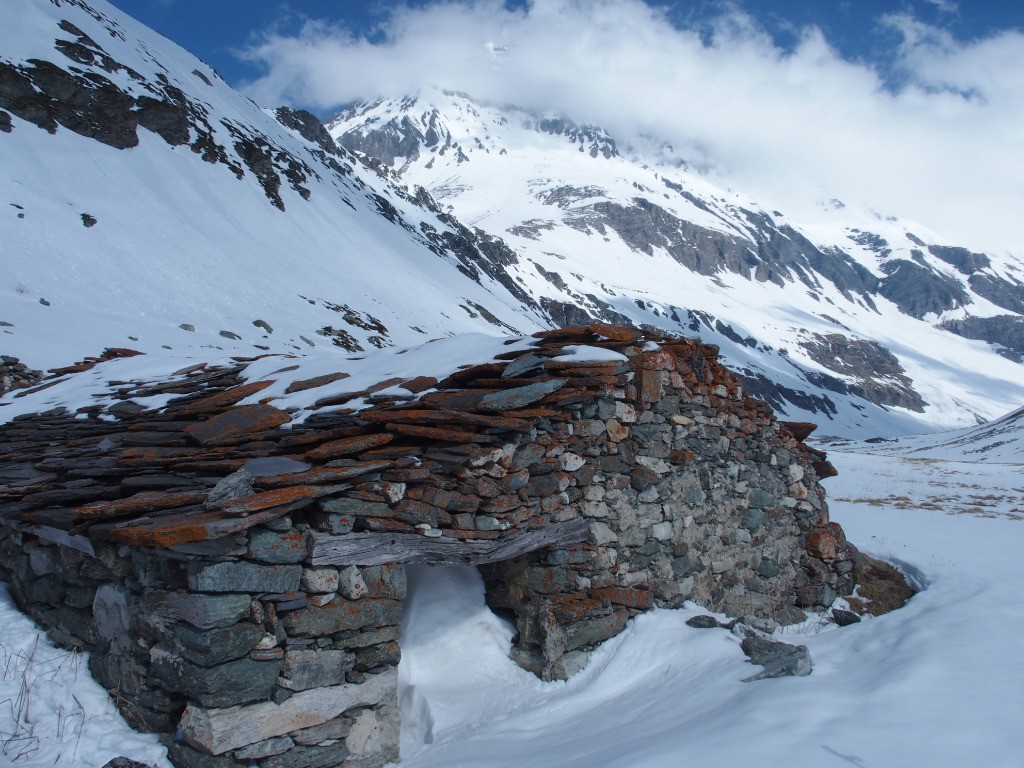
[185,404,291,446]
[174,380,275,415]
[75,490,208,520]
[805,522,847,560]
[386,423,499,444]
[284,372,350,394]
[304,434,394,462]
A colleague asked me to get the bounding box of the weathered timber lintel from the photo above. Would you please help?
[307,518,591,567]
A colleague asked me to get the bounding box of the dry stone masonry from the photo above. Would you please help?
[0,324,860,767]
[0,354,43,395]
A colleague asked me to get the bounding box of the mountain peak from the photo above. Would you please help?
[328,88,618,173]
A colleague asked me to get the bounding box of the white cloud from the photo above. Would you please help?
[240,0,1024,255]
[923,0,959,14]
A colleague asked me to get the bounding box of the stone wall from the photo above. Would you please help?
[0,354,43,395]
[0,324,855,764]
[0,527,402,767]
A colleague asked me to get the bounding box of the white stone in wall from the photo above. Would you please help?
[179,668,397,755]
[589,521,617,545]
[301,566,340,594]
[338,566,369,599]
[558,452,586,472]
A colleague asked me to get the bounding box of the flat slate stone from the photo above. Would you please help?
[173,380,274,415]
[305,434,393,462]
[478,378,567,412]
[279,649,355,691]
[149,646,281,708]
[501,353,550,379]
[247,528,307,564]
[285,372,350,394]
[104,503,302,548]
[221,484,349,516]
[185,404,291,446]
[780,421,818,442]
[169,621,265,667]
[179,668,397,755]
[281,598,403,637]
[187,561,302,593]
[137,591,251,630]
[243,457,312,477]
[255,463,391,489]
[74,490,206,520]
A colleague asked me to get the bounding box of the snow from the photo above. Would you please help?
[2,417,1020,767]
[820,406,1024,466]
[550,345,629,363]
[0,585,170,767]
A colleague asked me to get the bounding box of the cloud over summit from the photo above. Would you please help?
[241,0,1024,255]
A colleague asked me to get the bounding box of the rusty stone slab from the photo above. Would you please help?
[417,389,492,412]
[284,372,350,394]
[589,587,654,610]
[184,405,291,447]
[781,421,818,442]
[217,485,352,517]
[397,375,437,393]
[172,380,274,415]
[638,369,663,403]
[635,349,677,371]
[532,326,595,341]
[385,423,498,444]
[546,593,607,622]
[440,363,509,388]
[812,460,839,479]
[587,324,639,342]
[104,504,294,548]
[366,376,405,394]
[500,407,563,420]
[805,523,847,561]
[74,490,207,520]
[304,433,393,462]
[359,408,531,432]
[276,426,366,450]
[254,461,392,489]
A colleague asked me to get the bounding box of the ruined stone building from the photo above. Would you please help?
[0,324,858,767]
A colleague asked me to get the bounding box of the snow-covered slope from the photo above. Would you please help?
[0,1,548,372]
[822,405,1024,464]
[330,89,1024,436]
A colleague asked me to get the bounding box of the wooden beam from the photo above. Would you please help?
[307,518,591,567]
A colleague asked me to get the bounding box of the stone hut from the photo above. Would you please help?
[0,324,855,768]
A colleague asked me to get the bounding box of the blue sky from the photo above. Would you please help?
[112,1,1021,94]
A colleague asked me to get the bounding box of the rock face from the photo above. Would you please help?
[0,325,864,764]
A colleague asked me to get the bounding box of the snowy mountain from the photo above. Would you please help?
[329,89,1024,435]
[0,0,549,372]
[1,0,1021,439]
